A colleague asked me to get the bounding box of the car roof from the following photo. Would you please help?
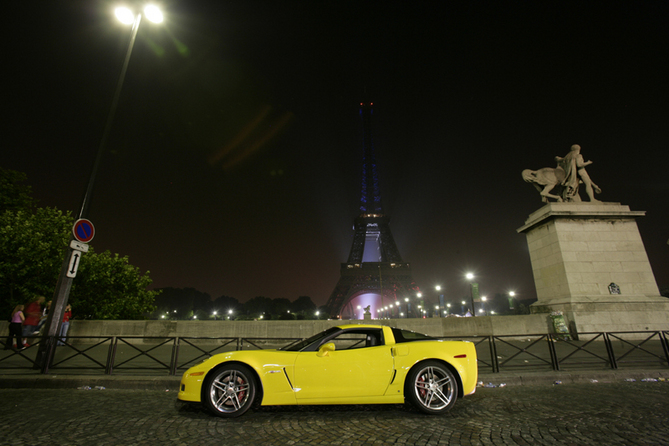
[336,324,387,330]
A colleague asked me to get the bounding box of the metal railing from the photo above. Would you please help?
[1,331,667,376]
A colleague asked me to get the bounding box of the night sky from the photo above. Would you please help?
[3,1,668,307]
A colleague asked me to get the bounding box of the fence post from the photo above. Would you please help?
[547,334,560,371]
[40,336,56,374]
[603,332,617,369]
[170,337,179,376]
[489,336,499,373]
[661,331,669,366]
[106,336,118,375]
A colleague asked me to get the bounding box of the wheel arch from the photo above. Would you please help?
[201,360,265,406]
[404,359,464,399]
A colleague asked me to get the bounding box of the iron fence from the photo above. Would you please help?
[1,331,667,376]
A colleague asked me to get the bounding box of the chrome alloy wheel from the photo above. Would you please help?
[409,362,457,414]
[207,367,254,416]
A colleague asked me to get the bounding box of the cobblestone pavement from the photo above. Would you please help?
[1,382,667,446]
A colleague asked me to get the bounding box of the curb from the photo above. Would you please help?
[0,375,181,391]
[477,369,669,387]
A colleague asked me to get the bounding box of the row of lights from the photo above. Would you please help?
[360,272,517,318]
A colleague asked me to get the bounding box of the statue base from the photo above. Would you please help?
[517,202,667,333]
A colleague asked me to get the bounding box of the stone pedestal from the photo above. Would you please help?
[517,202,668,333]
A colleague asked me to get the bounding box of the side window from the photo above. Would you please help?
[391,327,434,343]
[329,329,384,350]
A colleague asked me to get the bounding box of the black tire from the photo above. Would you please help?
[405,360,458,414]
[203,363,256,418]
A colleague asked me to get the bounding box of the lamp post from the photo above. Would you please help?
[465,272,477,317]
[36,5,164,371]
[508,291,516,311]
[435,285,444,317]
[480,296,487,316]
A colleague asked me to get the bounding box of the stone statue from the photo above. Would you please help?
[363,305,371,315]
[523,144,601,202]
[555,144,601,202]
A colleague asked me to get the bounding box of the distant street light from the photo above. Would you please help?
[465,273,477,317]
[435,285,444,317]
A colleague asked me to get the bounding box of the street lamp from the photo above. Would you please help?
[36,5,165,370]
[481,296,487,316]
[465,273,477,317]
[435,285,444,317]
[508,291,516,310]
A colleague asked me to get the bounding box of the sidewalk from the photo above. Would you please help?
[1,368,667,392]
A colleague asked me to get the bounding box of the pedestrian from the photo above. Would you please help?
[58,304,72,346]
[5,305,25,350]
[36,300,51,334]
[22,296,45,346]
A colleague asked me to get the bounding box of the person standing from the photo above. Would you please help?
[22,296,45,347]
[5,305,25,350]
[57,305,72,346]
[22,296,45,340]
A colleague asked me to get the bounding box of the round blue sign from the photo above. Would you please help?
[73,219,95,243]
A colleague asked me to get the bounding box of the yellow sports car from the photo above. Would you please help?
[177,324,477,417]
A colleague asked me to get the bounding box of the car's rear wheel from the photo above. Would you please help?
[406,360,457,414]
[203,364,256,418]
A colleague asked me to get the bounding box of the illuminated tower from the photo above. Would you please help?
[325,102,418,319]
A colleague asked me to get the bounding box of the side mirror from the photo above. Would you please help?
[317,342,335,357]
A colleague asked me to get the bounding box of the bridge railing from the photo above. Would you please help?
[0,331,667,376]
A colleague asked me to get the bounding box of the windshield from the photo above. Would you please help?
[279,327,340,351]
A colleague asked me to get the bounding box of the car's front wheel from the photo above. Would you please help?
[406,361,457,414]
[203,364,256,418]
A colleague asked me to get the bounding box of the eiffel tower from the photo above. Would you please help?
[325,102,419,319]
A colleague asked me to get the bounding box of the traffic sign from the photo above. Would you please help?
[73,219,95,243]
[70,240,90,252]
[66,250,82,278]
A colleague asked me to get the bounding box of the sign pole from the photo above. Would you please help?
[35,221,93,370]
[34,248,74,370]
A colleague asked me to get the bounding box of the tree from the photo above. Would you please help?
[0,167,37,213]
[0,168,159,319]
[242,296,273,319]
[212,295,240,319]
[290,295,316,315]
[0,207,71,314]
[151,287,212,320]
[71,250,158,319]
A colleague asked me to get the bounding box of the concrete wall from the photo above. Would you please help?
[0,314,552,340]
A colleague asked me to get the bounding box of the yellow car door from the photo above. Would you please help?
[292,332,394,402]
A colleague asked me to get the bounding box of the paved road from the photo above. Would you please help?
[1,381,667,446]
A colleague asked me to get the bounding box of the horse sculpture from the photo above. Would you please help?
[523,145,602,203]
[522,166,575,202]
